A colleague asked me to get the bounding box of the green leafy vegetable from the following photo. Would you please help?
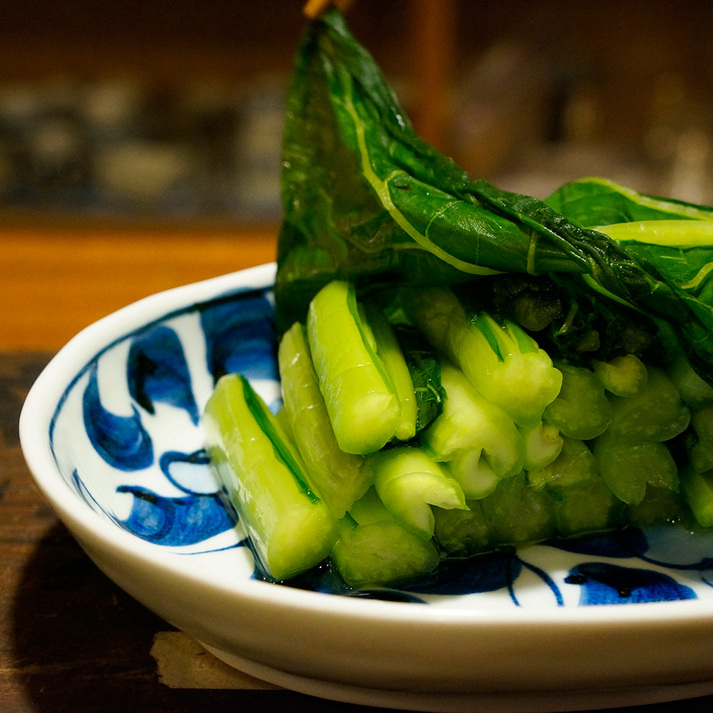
[593,433,679,506]
[391,323,445,432]
[591,354,648,397]
[275,8,713,384]
[681,467,713,528]
[203,9,713,588]
[528,436,597,492]
[545,176,713,227]
[544,361,611,440]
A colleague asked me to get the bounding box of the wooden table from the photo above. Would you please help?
[3,352,713,712]
[0,220,279,351]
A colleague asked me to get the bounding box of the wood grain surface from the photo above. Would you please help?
[0,223,278,351]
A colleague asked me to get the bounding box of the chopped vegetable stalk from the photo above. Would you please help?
[402,286,466,353]
[668,355,713,408]
[348,485,390,525]
[527,436,597,492]
[627,485,684,529]
[593,432,679,506]
[307,280,400,454]
[204,373,337,581]
[690,406,713,474]
[433,502,492,557]
[332,487,440,588]
[468,313,564,427]
[606,367,690,441]
[681,467,713,528]
[278,322,371,517]
[437,460,617,552]
[406,286,562,426]
[370,446,467,538]
[422,362,525,478]
[520,421,563,472]
[364,304,417,441]
[551,477,620,538]
[591,354,648,397]
[479,472,556,545]
[445,449,500,499]
[543,362,611,440]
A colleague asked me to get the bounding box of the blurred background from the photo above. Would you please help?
[3,0,713,349]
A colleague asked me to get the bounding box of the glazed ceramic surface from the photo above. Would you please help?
[20,263,713,712]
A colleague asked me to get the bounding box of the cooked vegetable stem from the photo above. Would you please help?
[278,322,370,518]
[204,374,337,581]
[307,280,400,454]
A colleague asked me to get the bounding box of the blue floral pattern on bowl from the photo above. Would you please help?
[48,271,713,609]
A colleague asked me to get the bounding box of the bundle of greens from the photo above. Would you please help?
[204,9,713,588]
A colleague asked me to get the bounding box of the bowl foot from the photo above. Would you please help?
[198,640,713,713]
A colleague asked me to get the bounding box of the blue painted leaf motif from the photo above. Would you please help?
[517,559,564,606]
[549,529,649,559]
[405,550,523,597]
[565,562,697,605]
[635,527,713,573]
[159,449,215,494]
[116,485,234,546]
[554,529,713,588]
[127,326,199,425]
[72,468,112,517]
[83,365,153,471]
[200,291,277,382]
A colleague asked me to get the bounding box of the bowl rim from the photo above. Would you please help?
[19,262,713,629]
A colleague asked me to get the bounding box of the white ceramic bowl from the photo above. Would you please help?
[19,263,713,712]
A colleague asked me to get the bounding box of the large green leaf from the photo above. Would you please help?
[275,9,713,381]
[545,176,713,227]
[548,178,713,369]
